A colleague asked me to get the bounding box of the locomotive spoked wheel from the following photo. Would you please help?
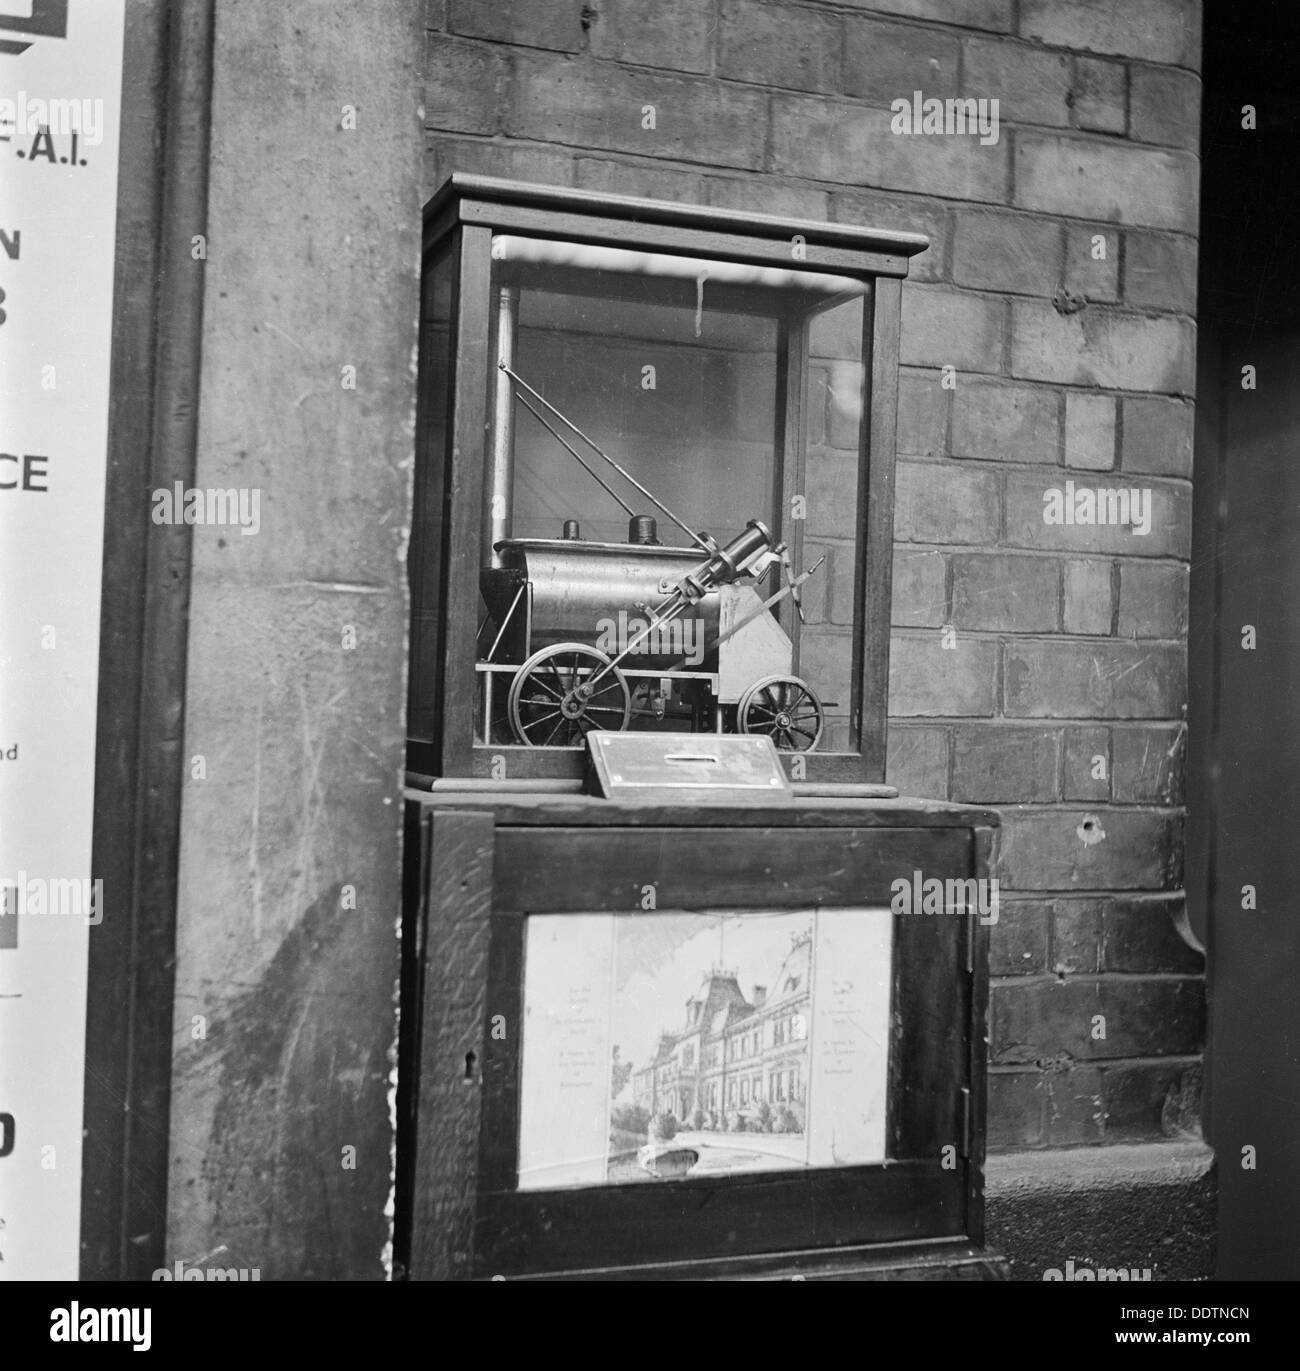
[508,642,633,746]
[737,675,824,751]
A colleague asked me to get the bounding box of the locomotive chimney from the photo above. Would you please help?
[484,284,519,569]
[629,514,661,545]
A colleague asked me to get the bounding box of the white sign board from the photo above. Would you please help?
[0,0,125,1280]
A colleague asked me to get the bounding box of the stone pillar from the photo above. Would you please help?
[166,0,424,1278]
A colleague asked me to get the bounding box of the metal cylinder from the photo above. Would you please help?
[496,537,720,670]
[484,284,519,569]
[562,519,581,540]
[686,520,773,597]
[628,514,661,545]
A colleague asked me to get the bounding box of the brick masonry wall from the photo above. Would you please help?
[423,0,1205,1152]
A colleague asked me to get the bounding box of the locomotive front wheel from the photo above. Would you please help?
[508,642,633,747]
[737,675,824,752]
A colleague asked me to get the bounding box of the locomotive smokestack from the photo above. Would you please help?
[484,284,519,568]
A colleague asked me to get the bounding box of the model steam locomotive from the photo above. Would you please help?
[475,365,826,751]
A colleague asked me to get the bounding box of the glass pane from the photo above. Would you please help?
[803,294,867,754]
[477,238,868,756]
[517,908,893,1190]
[509,276,778,548]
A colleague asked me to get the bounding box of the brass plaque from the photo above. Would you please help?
[586,731,791,799]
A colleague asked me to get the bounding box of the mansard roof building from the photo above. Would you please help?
[632,932,812,1129]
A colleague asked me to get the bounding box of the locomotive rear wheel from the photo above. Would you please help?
[508,642,633,747]
[737,675,824,752]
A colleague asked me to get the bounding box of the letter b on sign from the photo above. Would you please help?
[0,1112,14,1158]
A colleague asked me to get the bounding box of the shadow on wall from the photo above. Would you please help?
[198,883,391,1280]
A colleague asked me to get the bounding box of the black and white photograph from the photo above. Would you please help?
[0,0,1295,1345]
[517,908,891,1188]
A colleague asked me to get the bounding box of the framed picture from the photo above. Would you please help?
[517,908,892,1190]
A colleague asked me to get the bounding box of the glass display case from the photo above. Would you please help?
[407,177,928,782]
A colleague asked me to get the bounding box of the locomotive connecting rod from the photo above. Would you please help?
[579,523,781,693]
[583,588,696,693]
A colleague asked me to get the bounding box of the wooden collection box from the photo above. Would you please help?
[396,793,1003,1281]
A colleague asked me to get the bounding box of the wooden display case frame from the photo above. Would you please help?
[407,176,928,785]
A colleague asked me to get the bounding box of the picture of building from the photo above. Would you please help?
[632,932,812,1135]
